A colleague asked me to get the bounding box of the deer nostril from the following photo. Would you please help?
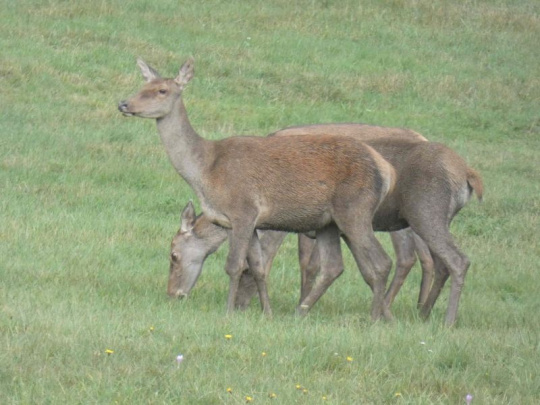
[118,101,128,112]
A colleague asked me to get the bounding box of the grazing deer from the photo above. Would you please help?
[118,57,396,321]
[169,201,287,309]
[169,203,431,311]
[167,125,483,326]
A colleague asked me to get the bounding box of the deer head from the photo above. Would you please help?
[167,201,227,298]
[118,58,194,119]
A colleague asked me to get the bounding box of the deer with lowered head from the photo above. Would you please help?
[118,57,397,321]
[167,123,483,326]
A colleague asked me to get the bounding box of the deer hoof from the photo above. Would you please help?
[295,304,310,317]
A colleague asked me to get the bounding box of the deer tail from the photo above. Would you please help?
[467,167,484,202]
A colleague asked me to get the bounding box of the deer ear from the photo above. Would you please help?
[174,57,195,88]
[180,201,197,233]
[137,58,161,82]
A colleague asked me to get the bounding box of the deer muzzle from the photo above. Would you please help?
[168,289,188,299]
[118,101,134,117]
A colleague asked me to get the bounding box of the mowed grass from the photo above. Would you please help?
[1,0,539,403]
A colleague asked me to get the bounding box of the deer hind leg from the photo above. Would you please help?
[336,217,393,322]
[412,232,434,308]
[384,228,417,308]
[246,232,272,316]
[412,225,470,326]
[419,254,449,319]
[296,225,343,316]
[298,233,319,304]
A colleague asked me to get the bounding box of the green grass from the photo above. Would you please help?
[1,0,539,403]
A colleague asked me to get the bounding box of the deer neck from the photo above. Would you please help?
[156,97,209,192]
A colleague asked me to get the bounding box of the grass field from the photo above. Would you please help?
[1,0,539,403]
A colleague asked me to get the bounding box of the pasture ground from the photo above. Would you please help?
[1,0,539,403]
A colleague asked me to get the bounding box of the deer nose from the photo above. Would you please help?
[169,289,187,299]
[118,101,128,112]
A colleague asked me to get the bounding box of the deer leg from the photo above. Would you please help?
[298,233,319,304]
[246,232,273,316]
[412,224,470,326]
[225,225,257,314]
[296,226,343,316]
[235,267,256,310]
[260,231,288,276]
[235,231,287,310]
[384,228,417,308]
[337,217,393,321]
[412,232,434,308]
[419,254,449,319]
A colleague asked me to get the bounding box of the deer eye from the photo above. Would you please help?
[158,89,168,95]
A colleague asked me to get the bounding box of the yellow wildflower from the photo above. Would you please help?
[149,326,155,332]
[295,384,302,390]
[395,392,403,397]
[262,351,267,357]
[346,356,353,362]
[226,388,233,394]
[105,349,114,355]
[302,388,308,394]
[322,395,328,400]
[269,392,277,399]
[245,396,253,402]
[225,334,233,340]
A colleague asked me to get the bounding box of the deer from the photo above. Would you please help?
[278,129,484,326]
[118,57,397,321]
[167,124,483,326]
[169,203,431,311]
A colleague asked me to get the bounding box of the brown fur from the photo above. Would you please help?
[166,123,482,325]
[273,123,428,142]
[119,57,396,320]
[271,128,484,326]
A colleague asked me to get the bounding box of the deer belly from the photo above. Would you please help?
[256,207,333,233]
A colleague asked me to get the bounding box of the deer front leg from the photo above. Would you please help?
[225,225,256,314]
[235,231,287,310]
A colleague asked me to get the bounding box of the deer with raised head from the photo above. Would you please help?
[167,123,483,326]
[118,57,396,321]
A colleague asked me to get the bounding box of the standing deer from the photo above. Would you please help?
[167,125,483,326]
[280,130,483,326]
[118,57,396,321]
